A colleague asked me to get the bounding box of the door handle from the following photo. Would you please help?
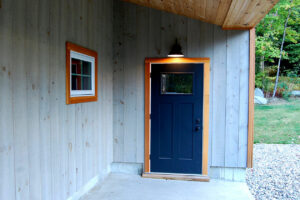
[195,126,201,132]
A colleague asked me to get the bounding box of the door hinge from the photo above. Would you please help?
[150,73,152,78]
[149,154,152,160]
[150,114,151,119]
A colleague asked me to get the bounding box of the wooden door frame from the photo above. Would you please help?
[144,58,210,177]
[247,28,255,168]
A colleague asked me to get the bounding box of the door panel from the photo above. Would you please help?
[158,103,173,159]
[151,63,204,174]
[177,103,194,160]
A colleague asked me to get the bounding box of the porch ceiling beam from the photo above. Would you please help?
[122,0,279,30]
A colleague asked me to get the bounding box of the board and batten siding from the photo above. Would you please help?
[113,0,249,168]
[0,0,113,200]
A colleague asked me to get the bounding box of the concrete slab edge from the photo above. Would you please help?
[67,175,101,200]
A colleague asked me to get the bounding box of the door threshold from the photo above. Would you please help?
[142,172,210,182]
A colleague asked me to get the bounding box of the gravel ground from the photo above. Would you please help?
[246,144,300,200]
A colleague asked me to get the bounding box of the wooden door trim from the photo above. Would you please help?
[144,58,210,176]
[247,29,255,168]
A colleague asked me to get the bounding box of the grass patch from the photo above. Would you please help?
[254,99,300,144]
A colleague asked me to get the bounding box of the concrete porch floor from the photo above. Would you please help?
[81,173,254,200]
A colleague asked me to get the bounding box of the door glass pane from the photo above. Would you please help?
[71,58,92,91]
[161,73,193,94]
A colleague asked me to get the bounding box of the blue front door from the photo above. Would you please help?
[150,63,204,174]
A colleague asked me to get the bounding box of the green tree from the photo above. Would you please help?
[256,0,300,74]
[255,0,300,97]
[273,0,293,98]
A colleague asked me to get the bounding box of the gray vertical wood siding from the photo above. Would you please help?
[0,0,250,199]
[0,0,113,200]
[113,0,249,168]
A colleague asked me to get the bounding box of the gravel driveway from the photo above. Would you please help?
[246,144,300,200]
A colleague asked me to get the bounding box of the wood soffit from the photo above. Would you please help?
[122,0,279,30]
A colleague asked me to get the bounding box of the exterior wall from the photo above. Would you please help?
[0,0,113,200]
[113,1,249,170]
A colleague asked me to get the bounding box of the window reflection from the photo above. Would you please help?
[71,58,92,90]
[161,73,193,94]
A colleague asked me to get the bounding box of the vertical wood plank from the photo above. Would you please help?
[160,11,188,57]
[65,0,77,197]
[25,0,42,199]
[103,0,114,173]
[225,30,240,167]
[59,0,68,198]
[148,8,161,57]
[113,0,125,162]
[80,0,91,185]
[38,0,52,198]
[238,31,250,168]
[174,15,188,56]
[0,0,15,199]
[12,0,30,199]
[136,5,149,163]
[187,18,201,57]
[160,11,176,56]
[74,0,83,190]
[199,22,214,57]
[211,26,227,166]
[87,0,98,181]
[49,0,62,198]
[98,0,107,175]
[75,102,83,191]
[123,3,138,162]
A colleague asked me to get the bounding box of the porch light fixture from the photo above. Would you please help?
[168,39,184,57]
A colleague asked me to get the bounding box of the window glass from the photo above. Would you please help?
[161,73,193,94]
[71,58,92,91]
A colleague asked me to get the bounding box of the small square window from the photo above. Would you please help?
[161,73,193,95]
[66,42,98,104]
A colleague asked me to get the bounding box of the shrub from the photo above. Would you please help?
[265,66,278,76]
[255,74,300,98]
[255,71,270,92]
[276,82,290,99]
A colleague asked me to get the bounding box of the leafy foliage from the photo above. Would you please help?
[255,71,271,92]
[255,73,300,98]
[256,0,300,75]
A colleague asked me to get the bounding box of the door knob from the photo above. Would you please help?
[195,126,201,132]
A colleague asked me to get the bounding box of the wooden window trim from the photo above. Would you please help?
[66,42,98,104]
[247,29,255,168]
[144,58,210,176]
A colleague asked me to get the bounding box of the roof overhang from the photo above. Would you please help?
[122,0,279,30]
